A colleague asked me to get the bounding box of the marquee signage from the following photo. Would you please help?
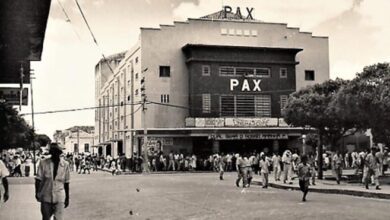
[208,133,289,140]
[230,79,261,91]
[185,117,289,128]
[223,6,254,20]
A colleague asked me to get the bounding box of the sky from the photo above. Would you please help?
[20,0,390,138]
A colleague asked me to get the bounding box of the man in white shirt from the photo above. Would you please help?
[0,159,10,207]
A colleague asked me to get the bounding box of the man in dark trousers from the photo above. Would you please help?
[35,143,70,220]
[0,157,10,207]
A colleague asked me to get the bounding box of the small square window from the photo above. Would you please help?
[280,68,287,78]
[236,29,242,36]
[229,29,235,35]
[202,65,210,76]
[305,70,315,81]
[159,66,170,77]
[221,28,227,35]
[244,30,250,36]
[251,30,258,36]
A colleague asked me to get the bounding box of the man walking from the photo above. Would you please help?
[271,153,281,181]
[35,143,70,220]
[333,151,343,184]
[364,147,381,190]
[0,158,10,207]
[259,154,270,188]
[282,149,293,184]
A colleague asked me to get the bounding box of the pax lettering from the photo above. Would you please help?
[230,79,261,92]
[223,6,254,20]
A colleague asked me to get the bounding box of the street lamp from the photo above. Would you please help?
[302,134,307,155]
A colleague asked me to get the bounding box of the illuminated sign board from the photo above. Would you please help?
[0,87,28,105]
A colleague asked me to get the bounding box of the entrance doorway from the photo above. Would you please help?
[106,144,112,156]
[117,141,123,156]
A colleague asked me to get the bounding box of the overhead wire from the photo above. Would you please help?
[74,0,115,75]
[56,0,82,41]
[20,102,143,116]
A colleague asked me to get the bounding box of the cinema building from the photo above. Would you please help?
[94,10,329,157]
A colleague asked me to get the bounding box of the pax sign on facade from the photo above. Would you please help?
[223,6,254,19]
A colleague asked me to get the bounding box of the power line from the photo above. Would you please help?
[56,0,82,41]
[20,102,143,116]
[74,0,115,75]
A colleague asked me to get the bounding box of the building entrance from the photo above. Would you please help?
[219,139,288,155]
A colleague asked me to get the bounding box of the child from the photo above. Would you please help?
[259,154,270,188]
[297,155,311,202]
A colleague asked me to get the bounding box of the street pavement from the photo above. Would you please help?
[252,170,390,200]
[1,172,390,220]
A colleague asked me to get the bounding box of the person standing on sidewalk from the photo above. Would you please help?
[364,147,381,190]
[0,158,10,207]
[282,149,293,184]
[297,155,312,202]
[259,154,270,188]
[35,143,70,220]
[271,153,281,181]
[333,152,343,184]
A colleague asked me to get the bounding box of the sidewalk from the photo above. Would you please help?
[252,170,390,200]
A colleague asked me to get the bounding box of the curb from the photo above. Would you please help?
[252,180,390,200]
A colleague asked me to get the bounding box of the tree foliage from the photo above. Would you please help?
[0,103,34,150]
[332,63,390,145]
[283,78,351,147]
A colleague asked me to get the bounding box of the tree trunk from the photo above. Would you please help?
[318,132,324,179]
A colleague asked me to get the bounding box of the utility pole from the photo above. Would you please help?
[77,128,80,154]
[19,62,24,111]
[140,68,149,173]
[30,74,37,175]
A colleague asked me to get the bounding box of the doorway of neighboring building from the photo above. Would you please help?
[106,144,112,156]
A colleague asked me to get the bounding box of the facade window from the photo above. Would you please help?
[219,66,235,76]
[135,89,138,96]
[121,115,124,121]
[120,101,124,106]
[159,66,170,77]
[220,95,235,116]
[228,29,235,35]
[74,144,79,153]
[127,95,131,101]
[236,67,254,76]
[236,29,242,35]
[244,30,250,36]
[127,80,130,85]
[255,68,271,78]
[135,73,138,80]
[305,70,315,81]
[84,143,89,153]
[202,65,210,76]
[115,107,117,112]
[255,95,271,117]
[221,28,227,35]
[280,95,288,113]
[115,121,117,126]
[251,30,258,36]
[202,94,211,113]
[236,95,255,117]
[161,94,170,103]
[280,68,288,78]
[135,57,139,63]
[220,95,271,117]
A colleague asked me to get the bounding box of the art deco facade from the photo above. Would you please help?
[94,11,329,157]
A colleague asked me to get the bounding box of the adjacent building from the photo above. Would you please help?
[94,9,330,157]
[53,126,95,154]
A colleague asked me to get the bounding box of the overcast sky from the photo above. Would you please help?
[22,0,390,138]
